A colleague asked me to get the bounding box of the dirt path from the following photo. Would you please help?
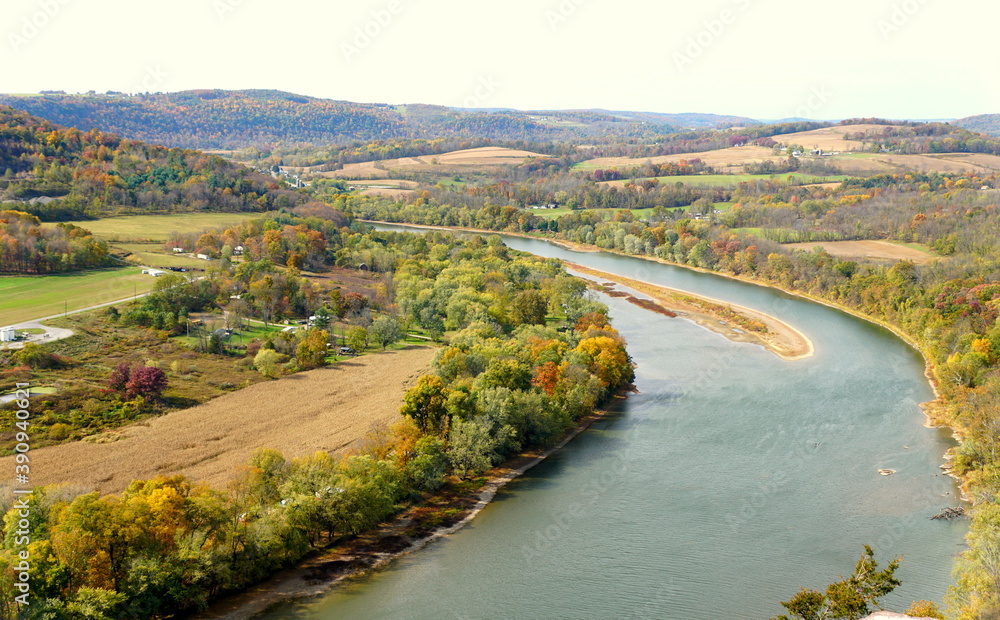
[566,263,814,361]
[1,348,436,494]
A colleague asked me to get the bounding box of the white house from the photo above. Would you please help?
[0,327,16,342]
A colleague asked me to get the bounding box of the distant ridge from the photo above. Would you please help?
[955,113,1000,137]
[0,89,755,150]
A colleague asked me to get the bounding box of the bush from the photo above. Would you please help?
[14,343,57,369]
[254,349,281,378]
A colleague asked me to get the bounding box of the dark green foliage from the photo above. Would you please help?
[771,546,901,620]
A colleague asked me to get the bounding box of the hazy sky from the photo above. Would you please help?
[2,0,997,120]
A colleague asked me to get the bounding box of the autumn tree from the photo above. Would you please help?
[296,329,329,369]
[254,348,281,378]
[400,375,451,433]
[108,364,168,401]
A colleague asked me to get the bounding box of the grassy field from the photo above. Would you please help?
[69,212,263,242]
[0,268,155,325]
[116,243,210,269]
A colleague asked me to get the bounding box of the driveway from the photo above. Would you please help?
[1,320,75,350]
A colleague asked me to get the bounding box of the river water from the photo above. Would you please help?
[259,225,967,619]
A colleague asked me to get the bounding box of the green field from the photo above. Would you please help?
[0,268,155,325]
[115,243,210,269]
[601,173,849,187]
[68,212,264,242]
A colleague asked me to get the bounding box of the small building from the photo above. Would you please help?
[141,269,166,277]
[0,327,16,342]
[172,247,185,253]
[211,328,233,341]
[233,245,244,256]
[196,254,210,260]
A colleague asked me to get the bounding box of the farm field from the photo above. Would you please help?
[68,212,264,242]
[115,243,212,269]
[575,145,786,173]
[0,347,437,493]
[598,173,848,188]
[321,146,545,179]
[0,268,154,325]
[768,124,895,151]
[784,240,938,263]
[527,202,732,220]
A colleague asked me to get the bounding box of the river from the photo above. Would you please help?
[258,225,967,619]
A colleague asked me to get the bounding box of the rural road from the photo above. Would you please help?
[2,291,154,350]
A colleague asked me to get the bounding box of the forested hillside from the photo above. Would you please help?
[956,114,1000,137]
[0,90,755,150]
[0,106,306,221]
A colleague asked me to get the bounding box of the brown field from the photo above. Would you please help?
[769,124,895,151]
[346,179,420,188]
[2,348,436,494]
[579,145,785,173]
[359,188,416,198]
[784,240,937,263]
[320,147,545,179]
[578,123,1000,176]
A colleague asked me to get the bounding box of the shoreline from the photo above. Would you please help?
[363,220,965,497]
[193,397,627,620]
[566,262,815,362]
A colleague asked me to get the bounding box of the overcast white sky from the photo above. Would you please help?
[2,0,997,120]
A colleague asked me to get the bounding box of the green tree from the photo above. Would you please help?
[370,315,403,350]
[771,545,901,620]
[312,308,332,330]
[509,289,549,326]
[400,375,450,433]
[345,326,370,353]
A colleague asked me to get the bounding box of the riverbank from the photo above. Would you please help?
[192,398,627,619]
[566,262,814,362]
[365,221,963,495]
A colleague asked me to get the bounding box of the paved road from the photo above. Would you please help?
[2,291,152,350]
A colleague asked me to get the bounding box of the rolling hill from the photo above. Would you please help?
[0,105,308,220]
[0,90,756,150]
[956,114,1000,137]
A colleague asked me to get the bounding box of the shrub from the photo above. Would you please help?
[15,343,57,369]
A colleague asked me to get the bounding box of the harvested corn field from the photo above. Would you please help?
[1,347,436,494]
